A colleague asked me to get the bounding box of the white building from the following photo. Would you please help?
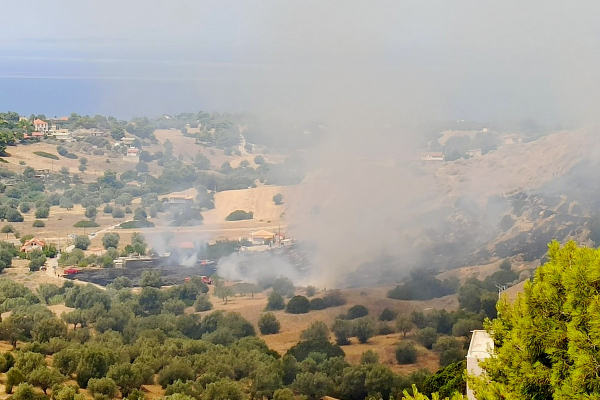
[33,119,49,132]
[421,152,445,161]
[466,330,494,400]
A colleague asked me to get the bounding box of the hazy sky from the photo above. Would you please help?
[1,1,600,121]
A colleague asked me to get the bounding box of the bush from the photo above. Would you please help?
[57,146,69,156]
[84,206,97,219]
[300,321,329,341]
[285,295,310,314]
[305,285,316,297]
[73,236,91,250]
[103,204,113,214]
[415,327,439,349]
[322,291,347,307]
[194,294,213,312]
[134,207,147,220]
[286,339,345,362]
[112,207,125,218]
[33,151,59,160]
[87,378,118,398]
[387,271,458,301]
[352,318,375,343]
[266,291,285,311]
[273,193,284,205]
[5,208,24,222]
[258,312,281,335]
[254,155,265,164]
[379,308,398,321]
[309,298,326,310]
[346,304,369,320]
[422,360,466,398]
[73,220,100,228]
[396,342,418,364]
[499,259,512,271]
[225,210,254,221]
[32,220,45,228]
[34,207,49,218]
[157,361,195,388]
[19,203,30,213]
[102,233,120,250]
[119,220,155,229]
[64,153,78,159]
[331,319,353,345]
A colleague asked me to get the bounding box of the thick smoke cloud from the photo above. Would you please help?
[3,1,600,286]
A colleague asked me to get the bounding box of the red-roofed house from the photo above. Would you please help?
[126,148,140,157]
[33,119,49,133]
[20,238,46,253]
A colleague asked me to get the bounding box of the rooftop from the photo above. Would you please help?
[467,330,494,359]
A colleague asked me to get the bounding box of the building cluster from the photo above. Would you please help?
[421,127,524,162]
[20,116,142,161]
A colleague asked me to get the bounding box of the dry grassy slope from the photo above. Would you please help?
[435,130,595,207]
[202,186,287,224]
[5,142,153,181]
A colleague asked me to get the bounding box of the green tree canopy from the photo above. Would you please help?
[472,241,600,399]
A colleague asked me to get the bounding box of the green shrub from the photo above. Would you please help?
[346,305,369,320]
[57,146,69,156]
[273,193,284,205]
[331,319,353,345]
[32,220,45,228]
[258,313,281,335]
[322,291,347,307]
[415,327,439,349]
[422,360,466,398]
[286,339,345,362]
[225,210,254,221]
[19,203,30,213]
[305,285,316,297]
[64,153,78,159]
[396,342,418,364]
[309,298,326,310]
[33,151,59,160]
[35,207,49,218]
[5,208,23,222]
[352,318,375,343]
[73,220,100,228]
[285,295,310,314]
[194,294,213,312]
[112,207,125,218]
[87,377,118,398]
[266,291,285,311]
[499,259,512,271]
[157,362,195,388]
[119,220,155,229]
[387,270,458,301]
[379,308,398,321]
[73,236,91,250]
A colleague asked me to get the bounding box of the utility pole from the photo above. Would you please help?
[494,282,507,299]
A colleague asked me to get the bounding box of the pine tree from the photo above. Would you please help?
[471,241,600,398]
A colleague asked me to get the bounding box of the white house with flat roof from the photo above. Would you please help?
[466,330,494,400]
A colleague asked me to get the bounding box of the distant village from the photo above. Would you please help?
[420,127,524,162]
[18,115,143,162]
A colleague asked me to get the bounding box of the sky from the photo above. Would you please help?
[1,1,600,122]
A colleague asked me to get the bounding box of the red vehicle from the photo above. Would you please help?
[201,276,213,285]
[63,268,80,275]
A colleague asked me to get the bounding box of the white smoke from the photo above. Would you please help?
[216,251,305,284]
